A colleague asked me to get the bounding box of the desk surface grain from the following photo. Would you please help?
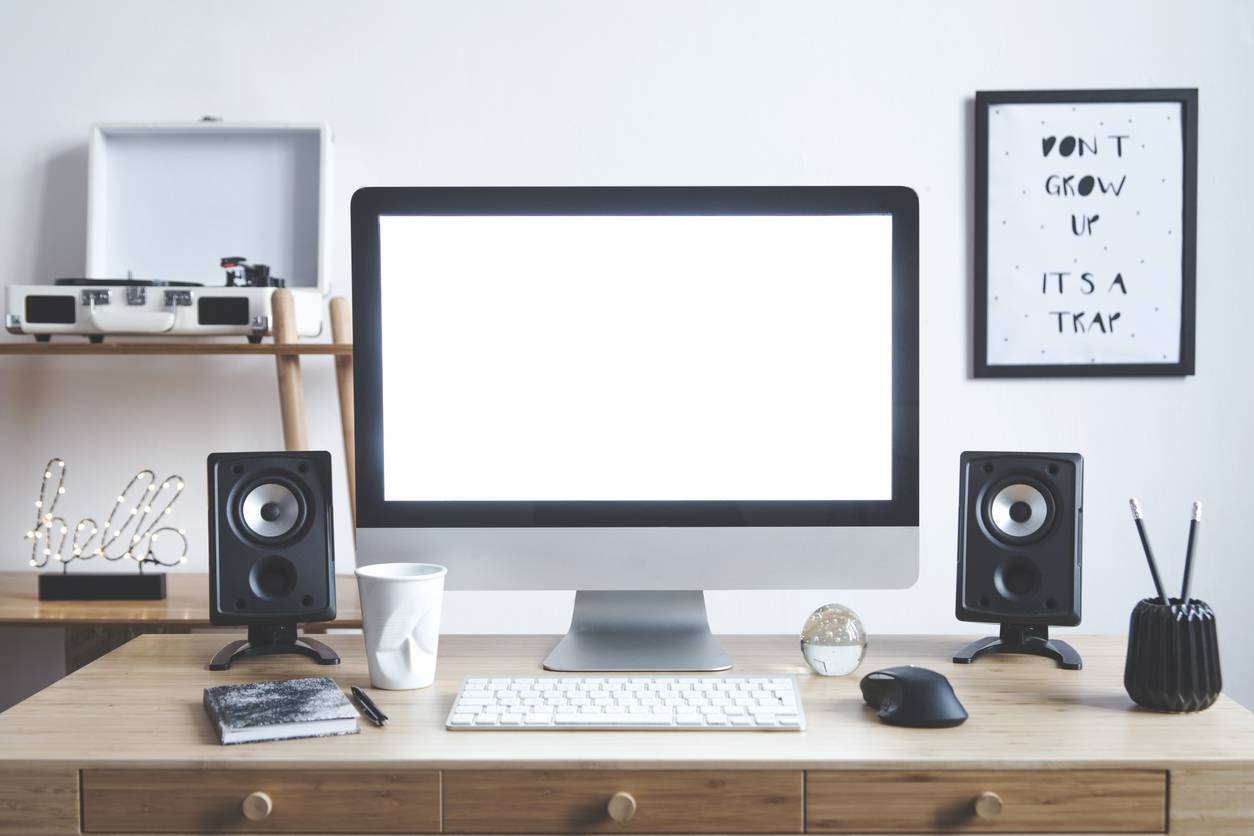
[0,571,361,628]
[0,633,1251,771]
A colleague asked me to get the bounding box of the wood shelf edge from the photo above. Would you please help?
[0,342,351,356]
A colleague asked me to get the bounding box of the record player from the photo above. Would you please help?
[9,260,322,342]
[5,120,331,341]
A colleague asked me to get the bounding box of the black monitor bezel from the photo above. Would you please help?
[352,186,919,528]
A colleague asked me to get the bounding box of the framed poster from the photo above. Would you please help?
[974,89,1197,377]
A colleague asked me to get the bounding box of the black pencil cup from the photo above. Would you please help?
[1124,598,1221,712]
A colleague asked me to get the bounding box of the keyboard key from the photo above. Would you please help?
[676,713,704,725]
[777,715,802,727]
[524,713,553,725]
[449,714,476,726]
[729,715,754,726]
[555,712,671,726]
[499,713,523,725]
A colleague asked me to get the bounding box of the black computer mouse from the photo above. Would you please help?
[860,666,968,728]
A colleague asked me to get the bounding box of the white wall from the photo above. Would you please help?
[2,0,1252,704]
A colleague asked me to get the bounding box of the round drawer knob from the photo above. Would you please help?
[242,791,274,822]
[974,790,1004,819]
[607,791,637,823]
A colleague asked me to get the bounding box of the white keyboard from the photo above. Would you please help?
[446,675,805,730]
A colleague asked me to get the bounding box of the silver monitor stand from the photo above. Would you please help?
[542,590,732,672]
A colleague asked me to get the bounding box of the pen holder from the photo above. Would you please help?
[1124,598,1221,712]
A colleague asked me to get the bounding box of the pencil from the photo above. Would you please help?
[1180,501,1202,605]
[1129,498,1171,606]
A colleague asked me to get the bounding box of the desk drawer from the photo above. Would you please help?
[81,769,440,833]
[443,769,803,833]
[806,769,1166,833]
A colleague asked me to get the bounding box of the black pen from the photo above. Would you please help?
[1129,498,1171,607]
[1180,501,1202,605]
[351,686,388,726]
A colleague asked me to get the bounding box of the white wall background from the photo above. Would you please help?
[2,0,1252,705]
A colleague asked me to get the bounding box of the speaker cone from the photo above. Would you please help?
[987,481,1051,541]
[240,482,302,540]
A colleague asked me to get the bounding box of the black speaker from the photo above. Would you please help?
[953,450,1084,670]
[206,450,340,670]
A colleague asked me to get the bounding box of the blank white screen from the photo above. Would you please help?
[380,214,893,501]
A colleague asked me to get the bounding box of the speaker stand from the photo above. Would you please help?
[209,623,341,671]
[952,623,1082,670]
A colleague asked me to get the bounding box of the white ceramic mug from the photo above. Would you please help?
[355,562,447,690]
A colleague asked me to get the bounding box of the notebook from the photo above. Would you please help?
[203,677,360,745]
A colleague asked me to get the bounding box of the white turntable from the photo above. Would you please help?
[5,120,332,341]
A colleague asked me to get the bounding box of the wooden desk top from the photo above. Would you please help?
[1,633,1251,771]
[0,572,361,628]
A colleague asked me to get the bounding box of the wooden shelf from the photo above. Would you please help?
[0,572,361,628]
[0,341,351,356]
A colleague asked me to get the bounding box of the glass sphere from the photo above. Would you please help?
[800,603,867,676]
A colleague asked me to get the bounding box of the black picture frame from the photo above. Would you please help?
[351,186,919,528]
[974,88,1198,378]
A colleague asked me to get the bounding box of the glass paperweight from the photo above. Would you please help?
[800,603,867,676]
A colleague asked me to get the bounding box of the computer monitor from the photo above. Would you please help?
[352,187,919,671]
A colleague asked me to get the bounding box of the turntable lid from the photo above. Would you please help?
[86,122,331,294]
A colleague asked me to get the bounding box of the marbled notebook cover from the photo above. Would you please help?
[203,676,359,745]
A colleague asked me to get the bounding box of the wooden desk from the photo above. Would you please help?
[0,572,362,672]
[1,634,1251,835]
